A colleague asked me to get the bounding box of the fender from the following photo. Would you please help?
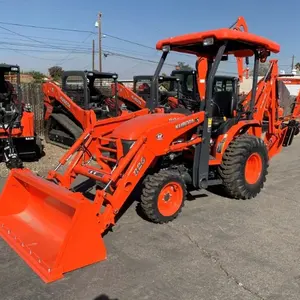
[212,119,261,163]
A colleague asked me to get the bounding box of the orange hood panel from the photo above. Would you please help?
[111,113,185,140]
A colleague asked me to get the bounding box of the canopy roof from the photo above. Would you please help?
[156,28,280,57]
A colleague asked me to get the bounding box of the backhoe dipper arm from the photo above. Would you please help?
[195,16,250,100]
[231,16,250,83]
[43,81,89,128]
[248,59,292,158]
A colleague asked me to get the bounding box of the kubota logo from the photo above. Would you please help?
[60,97,71,108]
[175,118,197,129]
[131,96,143,106]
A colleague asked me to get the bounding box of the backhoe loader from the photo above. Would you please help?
[1,16,299,284]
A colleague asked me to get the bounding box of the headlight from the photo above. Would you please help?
[203,37,214,46]
[162,45,170,52]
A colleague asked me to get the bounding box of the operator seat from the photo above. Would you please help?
[211,90,237,133]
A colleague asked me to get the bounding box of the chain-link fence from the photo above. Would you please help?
[20,83,44,137]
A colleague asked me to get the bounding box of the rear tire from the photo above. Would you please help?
[218,134,269,199]
[140,169,187,223]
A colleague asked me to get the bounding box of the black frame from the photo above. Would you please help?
[0,64,22,112]
[170,69,198,100]
[61,70,119,112]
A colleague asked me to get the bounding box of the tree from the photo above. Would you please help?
[249,62,269,76]
[48,66,63,81]
[28,71,46,83]
[160,72,170,89]
[295,62,300,71]
[176,61,193,71]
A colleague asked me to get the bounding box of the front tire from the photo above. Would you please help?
[218,134,269,199]
[140,169,187,223]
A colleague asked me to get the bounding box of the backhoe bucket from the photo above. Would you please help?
[0,169,106,283]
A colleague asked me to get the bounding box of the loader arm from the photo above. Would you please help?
[0,109,204,283]
[43,82,92,129]
[111,82,146,111]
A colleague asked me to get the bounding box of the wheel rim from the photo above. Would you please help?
[157,182,183,217]
[244,153,263,184]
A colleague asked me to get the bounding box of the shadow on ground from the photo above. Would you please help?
[94,294,118,300]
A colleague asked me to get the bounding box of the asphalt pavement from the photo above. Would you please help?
[1,138,300,300]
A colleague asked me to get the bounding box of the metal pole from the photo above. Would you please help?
[291,55,295,72]
[92,39,95,70]
[98,12,102,72]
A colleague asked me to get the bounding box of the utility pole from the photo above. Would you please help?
[97,12,102,72]
[92,39,95,70]
[291,55,295,72]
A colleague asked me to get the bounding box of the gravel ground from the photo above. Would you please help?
[0,140,65,178]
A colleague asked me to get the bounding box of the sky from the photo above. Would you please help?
[0,0,298,79]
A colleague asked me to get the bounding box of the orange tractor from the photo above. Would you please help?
[0,17,299,283]
[0,64,43,169]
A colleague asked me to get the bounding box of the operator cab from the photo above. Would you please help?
[211,75,240,131]
[133,75,180,107]
[170,69,240,113]
[0,64,22,128]
[155,28,279,136]
[62,70,119,119]
[0,64,20,111]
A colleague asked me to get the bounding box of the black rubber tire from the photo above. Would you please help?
[140,169,187,223]
[218,134,269,199]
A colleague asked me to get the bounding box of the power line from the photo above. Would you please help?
[0,21,94,34]
[0,20,295,73]
[0,32,96,45]
[0,20,297,63]
[103,51,175,67]
[0,41,92,52]
[102,33,153,50]
[0,44,71,61]
[56,32,95,65]
[0,46,177,67]
[0,20,172,56]
[0,24,72,52]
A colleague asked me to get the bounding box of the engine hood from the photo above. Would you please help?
[111,113,185,140]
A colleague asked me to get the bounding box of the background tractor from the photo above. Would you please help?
[0,63,43,169]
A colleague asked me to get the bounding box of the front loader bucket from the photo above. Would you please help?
[0,169,106,283]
